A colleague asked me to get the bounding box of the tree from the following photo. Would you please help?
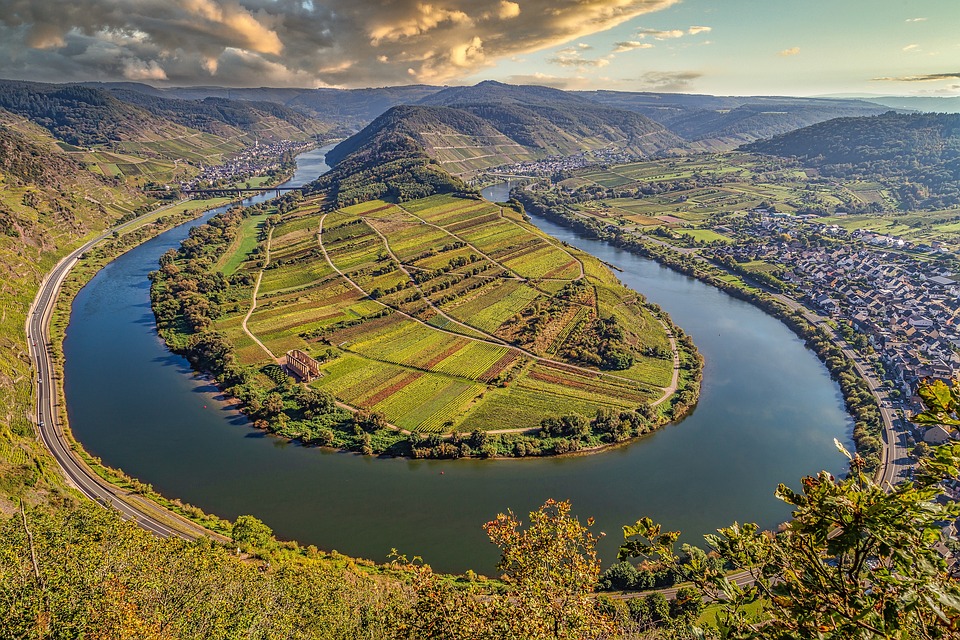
[231,514,273,549]
[262,392,285,417]
[482,499,614,639]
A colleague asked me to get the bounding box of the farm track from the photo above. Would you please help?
[241,227,280,364]
[362,216,511,346]
[397,203,527,281]
[315,213,678,434]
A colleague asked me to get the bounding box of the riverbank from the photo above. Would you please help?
[45,164,314,538]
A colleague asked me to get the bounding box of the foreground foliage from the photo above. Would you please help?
[4,379,960,638]
[618,382,960,638]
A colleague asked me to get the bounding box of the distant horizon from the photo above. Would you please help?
[4,76,958,102]
[2,0,957,97]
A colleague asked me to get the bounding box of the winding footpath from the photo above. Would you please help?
[28,206,225,542]
[241,226,280,363]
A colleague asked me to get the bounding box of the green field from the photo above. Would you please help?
[213,194,674,433]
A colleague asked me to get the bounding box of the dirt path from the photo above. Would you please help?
[241,226,280,364]
[316,214,679,416]
[362,217,511,346]
[397,203,526,281]
[650,320,681,407]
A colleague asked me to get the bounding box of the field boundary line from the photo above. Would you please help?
[241,226,280,364]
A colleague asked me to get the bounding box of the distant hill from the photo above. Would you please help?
[307,106,467,207]
[578,90,891,148]
[88,83,444,128]
[0,80,324,149]
[68,81,908,149]
[744,111,960,209]
[0,81,199,147]
[864,95,960,114]
[325,82,682,178]
[418,81,681,159]
[287,85,443,124]
[107,89,327,140]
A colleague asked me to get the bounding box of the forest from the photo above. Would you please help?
[745,112,960,209]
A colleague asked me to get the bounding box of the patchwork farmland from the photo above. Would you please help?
[215,193,676,433]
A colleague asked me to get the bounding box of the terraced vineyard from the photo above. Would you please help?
[214,194,677,433]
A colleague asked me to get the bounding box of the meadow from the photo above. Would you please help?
[215,194,675,433]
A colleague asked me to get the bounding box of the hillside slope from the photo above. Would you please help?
[419,81,682,162]
[744,111,960,209]
[0,81,198,147]
[580,90,891,148]
[0,112,153,512]
[107,90,327,141]
[326,83,682,178]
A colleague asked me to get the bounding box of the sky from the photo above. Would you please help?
[1,0,958,96]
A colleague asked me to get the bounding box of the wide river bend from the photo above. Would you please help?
[63,149,851,573]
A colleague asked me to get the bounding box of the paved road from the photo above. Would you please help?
[27,206,223,542]
[767,291,911,487]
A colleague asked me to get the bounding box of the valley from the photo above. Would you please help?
[2,65,959,636]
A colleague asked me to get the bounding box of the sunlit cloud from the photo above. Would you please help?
[635,27,684,40]
[0,0,680,87]
[905,17,927,22]
[504,72,592,90]
[778,47,801,57]
[687,25,711,35]
[902,44,920,52]
[549,51,611,68]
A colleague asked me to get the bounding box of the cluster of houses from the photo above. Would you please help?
[495,148,638,177]
[714,211,960,444]
[180,139,310,190]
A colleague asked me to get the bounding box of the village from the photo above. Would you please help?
[180,139,311,190]
[491,148,641,178]
[711,211,960,449]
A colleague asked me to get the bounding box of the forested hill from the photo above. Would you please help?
[307,106,467,207]
[0,81,197,146]
[744,111,960,209]
[106,89,327,139]
[578,90,890,149]
[418,81,682,160]
[0,80,324,147]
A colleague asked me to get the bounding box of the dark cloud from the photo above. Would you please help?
[0,0,679,87]
[873,72,960,82]
[635,70,702,91]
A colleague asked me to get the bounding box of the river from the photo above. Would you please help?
[63,151,851,574]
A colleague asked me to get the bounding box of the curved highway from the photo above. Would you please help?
[28,207,223,542]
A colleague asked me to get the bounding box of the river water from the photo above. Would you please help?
[63,150,851,574]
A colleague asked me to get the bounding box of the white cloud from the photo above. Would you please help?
[122,58,167,80]
[614,41,654,52]
[777,46,801,57]
[902,43,920,52]
[635,70,701,91]
[905,17,927,22]
[635,27,684,40]
[687,25,711,35]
